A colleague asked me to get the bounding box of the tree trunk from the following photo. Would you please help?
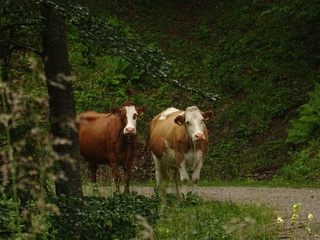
[41,1,83,198]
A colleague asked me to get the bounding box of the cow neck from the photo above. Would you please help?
[188,137,194,150]
[189,137,202,170]
[116,128,135,144]
[183,124,194,150]
[126,135,134,143]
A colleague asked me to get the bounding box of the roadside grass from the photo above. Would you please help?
[198,180,320,189]
[81,180,320,239]
[156,197,320,240]
[128,180,320,189]
[82,184,279,239]
[2,182,318,239]
[155,196,279,240]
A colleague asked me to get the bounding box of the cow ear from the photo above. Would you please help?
[202,110,213,121]
[137,106,147,116]
[174,115,185,126]
[111,107,121,117]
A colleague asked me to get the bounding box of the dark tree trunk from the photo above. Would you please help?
[41,1,83,198]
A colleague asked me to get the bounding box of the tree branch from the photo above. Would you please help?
[9,42,42,56]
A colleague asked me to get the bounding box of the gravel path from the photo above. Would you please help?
[131,186,320,220]
[87,185,320,238]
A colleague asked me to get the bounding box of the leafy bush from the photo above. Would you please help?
[278,140,320,182]
[287,84,320,143]
[282,84,320,182]
[0,199,21,237]
[71,49,146,112]
[47,192,159,240]
[0,73,56,239]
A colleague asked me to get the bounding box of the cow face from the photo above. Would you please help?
[174,106,213,142]
[111,104,146,136]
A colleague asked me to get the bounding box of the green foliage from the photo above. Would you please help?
[103,56,145,84]
[0,190,286,240]
[156,198,277,240]
[0,199,21,237]
[95,55,144,102]
[2,0,320,202]
[108,0,319,180]
[1,1,42,49]
[236,124,254,138]
[282,84,320,182]
[287,84,320,143]
[204,139,240,180]
[47,192,159,240]
[0,66,56,239]
[277,140,320,182]
[6,0,320,239]
[64,0,172,81]
[0,191,159,239]
[68,20,158,112]
[72,53,146,112]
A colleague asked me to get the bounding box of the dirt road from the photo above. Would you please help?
[130,186,320,220]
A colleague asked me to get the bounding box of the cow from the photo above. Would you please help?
[150,106,213,202]
[78,101,146,193]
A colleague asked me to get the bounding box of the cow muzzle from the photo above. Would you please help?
[193,132,205,142]
[124,127,136,135]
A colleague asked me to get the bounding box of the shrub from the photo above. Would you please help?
[47,192,159,240]
[277,140,320,182]
[287,84,320,144]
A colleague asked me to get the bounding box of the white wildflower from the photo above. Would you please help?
[293,203,302,212]
[277,216,284,224]
[291,213,299,221]
[306,226,312,234]
[307,213,314,221]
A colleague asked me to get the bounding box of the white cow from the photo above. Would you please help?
[150,106,213,201]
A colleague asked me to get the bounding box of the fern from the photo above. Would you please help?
[287,84,320,143]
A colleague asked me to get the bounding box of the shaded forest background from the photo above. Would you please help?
[1,0,320,239]
[1,0,320,185]
[79,0,320,183]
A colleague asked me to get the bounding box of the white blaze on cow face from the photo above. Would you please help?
[123,106,138,135]
[184,106,206,142]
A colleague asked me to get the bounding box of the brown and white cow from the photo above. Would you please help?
[78,101,146,193]
[150,106,213,200]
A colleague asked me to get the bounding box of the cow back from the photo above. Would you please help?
[150,109,189,158]
[78,111,123,165]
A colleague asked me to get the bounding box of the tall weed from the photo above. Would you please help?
[0,59,56,238]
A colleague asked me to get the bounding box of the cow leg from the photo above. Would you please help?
[191,159,203,194]
[111,166,121,192]
[178,159,189,198]
[170,168,180,199]
[88,163,98,183]
[123,158,133,193]
[107,151,121,192]
[152,153,168,202]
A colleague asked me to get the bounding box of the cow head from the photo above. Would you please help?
[111,101,147,135]
[174,106,213,142]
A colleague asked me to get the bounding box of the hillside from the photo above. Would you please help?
[1,0,319,183]
[100,0,320,182]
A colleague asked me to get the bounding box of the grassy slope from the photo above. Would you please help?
[126,1,318,180]
[90,0,320,182]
